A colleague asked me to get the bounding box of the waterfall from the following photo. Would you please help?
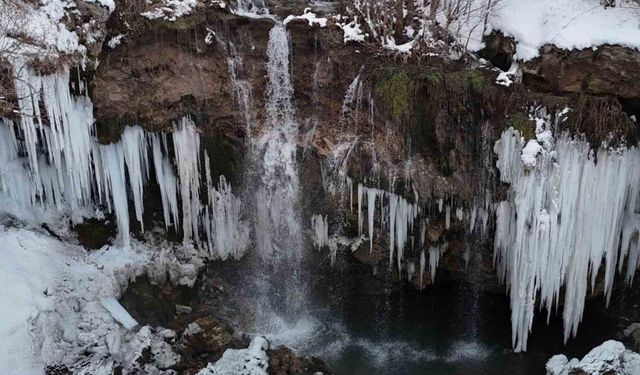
[226,41,255,137]
[254,24,302,260]
[235,0,268,15]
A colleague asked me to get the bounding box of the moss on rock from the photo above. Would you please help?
[505,112,535,140]
[375,70,413,122]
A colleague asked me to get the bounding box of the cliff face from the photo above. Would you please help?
[87,5,639,293]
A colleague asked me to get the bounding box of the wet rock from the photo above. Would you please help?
[181,317,234,353]
[119,276,197,327]
[176,316,248,374]
[479,32,516,71]
[176,304,193,315]
[73,217,117,249]
[427,219,446,242]
[624,323,640,352]
[267,345,332,375]
[159,328,177,341]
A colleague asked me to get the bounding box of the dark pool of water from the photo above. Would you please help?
[206,258,620,375]
[286,279,619,375]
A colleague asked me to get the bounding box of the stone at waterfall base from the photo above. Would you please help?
[546,340,640,375]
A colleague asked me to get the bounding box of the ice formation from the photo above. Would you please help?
[0,67,248,258]
[100,297,139,330]
[311,214,330,249]
[494,126,640,352]
[356,183,421,270]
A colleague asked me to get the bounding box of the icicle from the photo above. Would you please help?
[311,214,330,249]
[150,133,179,230]
[205,174,250,260]
[173,117,201,243]
[419,249,426,289]
[445,205,451,229]
[494,126,640,353]
[358,183,364,236]
[389,193,398,268]
[428,245,443,282]
[456,207,464,221]
[97,143,131,247]
[367,187,378,253]
[407,262,415,282]
[121,126,148,232]
[469,205,478,233]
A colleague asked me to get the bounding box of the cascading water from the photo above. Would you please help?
[255,23,302,261]
[235,23,311,338]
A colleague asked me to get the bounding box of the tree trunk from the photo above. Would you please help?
[429,0,440,21]
[406,0,415,29]
[394,0,405,42]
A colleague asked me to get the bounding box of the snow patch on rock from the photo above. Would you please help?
[487,0,640,60]
[547,340,640,375]
[196,337,270,375]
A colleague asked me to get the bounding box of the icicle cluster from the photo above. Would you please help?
[0,67,248,258]
[494,127,640,353]
[356,183,421,270]
[311,214,330,249]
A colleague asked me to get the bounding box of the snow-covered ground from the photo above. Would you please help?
[345,0,640,59]
[486,0,640,60]
[0,200,202,374]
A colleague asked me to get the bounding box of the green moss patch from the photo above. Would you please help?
[375,70,413,122]
[506,112,535,140]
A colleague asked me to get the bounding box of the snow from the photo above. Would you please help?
[340,18,366,43]
[486,0,640,60]
[284,9,328,27]
[107,34,125,49]
[495,63,519,87]
[0,0,114,65]
[141,0,198,21]
[494,113,640,352]
[520,139,543,167]
[547,340,640,375]
[88,0,116,12]
[196,337,269,375]
[0,193,206,372]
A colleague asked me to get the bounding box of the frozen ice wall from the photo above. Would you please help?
[494,125,640,352]
[0,67,248,258]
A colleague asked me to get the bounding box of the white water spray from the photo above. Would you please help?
[254,24,302,260]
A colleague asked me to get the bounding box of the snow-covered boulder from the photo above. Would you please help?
[546,340,640,375]
[196,337,269,375]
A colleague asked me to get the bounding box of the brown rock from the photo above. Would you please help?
[523,44,640,99]
[267,345,331,375]
[426,219,445,243]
